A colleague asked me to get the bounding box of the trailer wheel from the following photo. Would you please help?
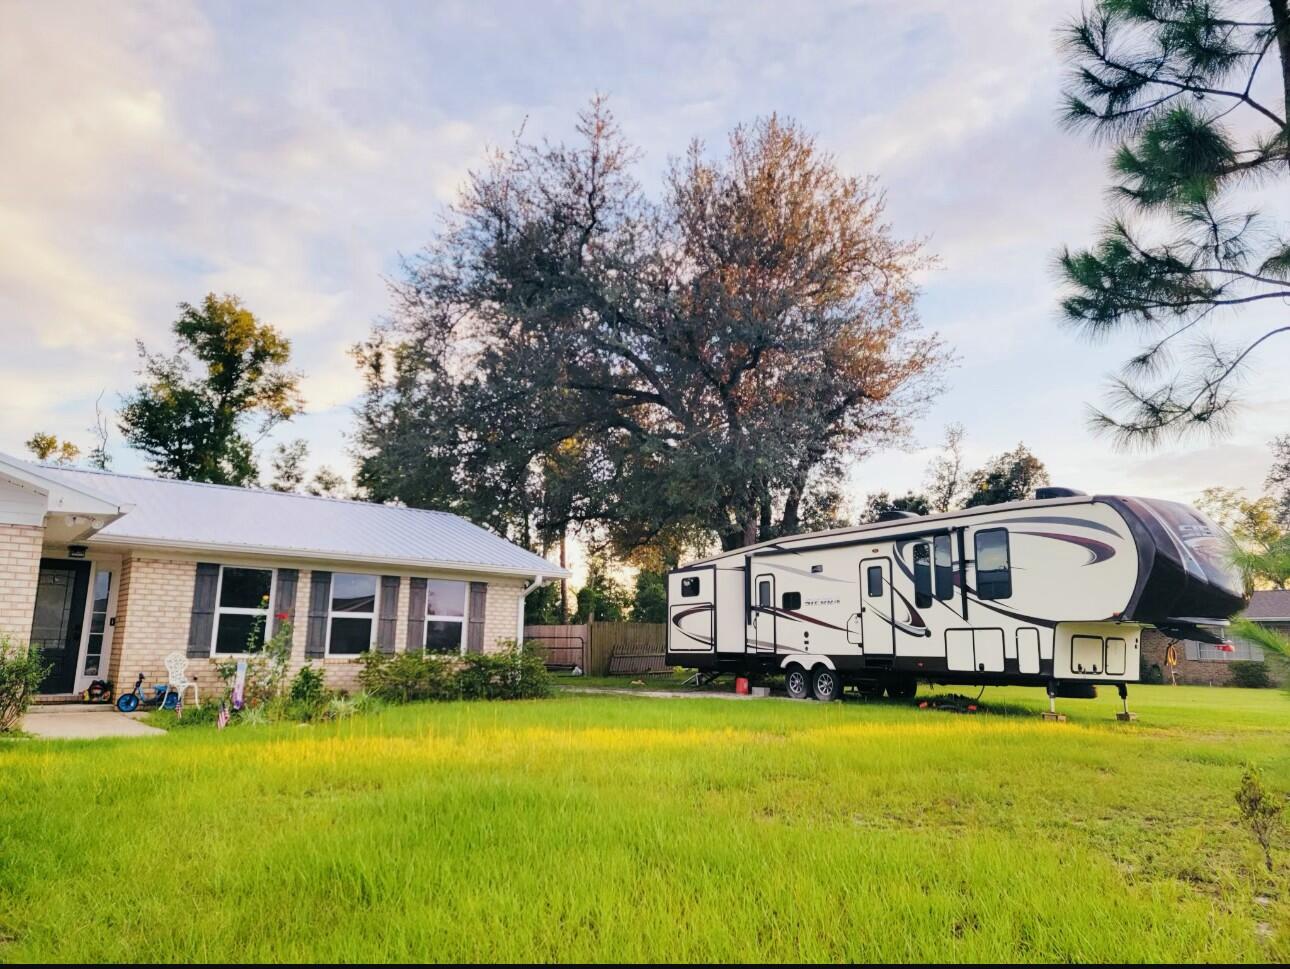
[810,666,840,703]
[886,676,918,701]
[785,665,810,700]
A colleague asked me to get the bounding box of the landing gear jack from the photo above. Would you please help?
[1041,682,1066,722]
[1115,682,1137,722]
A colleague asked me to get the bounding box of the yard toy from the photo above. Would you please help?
[115,672,179,713]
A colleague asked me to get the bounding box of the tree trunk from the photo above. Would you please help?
[742,495,758,548]
[758,497,773,542]
[559,532,568,623]
[1274,0,1290,167]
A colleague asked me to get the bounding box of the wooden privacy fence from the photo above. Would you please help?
[523,621,668,676]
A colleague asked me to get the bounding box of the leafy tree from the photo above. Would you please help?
[354,100,944,555]
[1057,1,1290,446]
[963,444,1050,508]
[924,422,967,513]
[120,294,302,486]
[270,439,309,492]
[306,467,349,499]
[572,557,632,623]
[1268,433,1290,526]
[1198,485,1290,588]
[523,582,562,626]
[863,490,930,521]
[24,432,79,466]
[630,569,668,623]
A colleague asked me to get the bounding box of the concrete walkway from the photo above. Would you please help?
[22,704,165,739]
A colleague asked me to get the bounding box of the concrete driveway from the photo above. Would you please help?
[22,704,165,739]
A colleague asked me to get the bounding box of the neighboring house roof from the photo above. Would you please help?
[23,462,566,579]
[1246,589,1290,622]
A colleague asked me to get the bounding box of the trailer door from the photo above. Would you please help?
[748,573,776,652]
[860,557,895,655]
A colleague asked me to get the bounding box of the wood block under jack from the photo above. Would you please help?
[1116,711,1138,722]
[1041,712,1067,722]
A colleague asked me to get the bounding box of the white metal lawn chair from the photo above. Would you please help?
[162,651,199,709]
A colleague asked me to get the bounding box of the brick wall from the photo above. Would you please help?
[1140,627,1289,686]
[0,523,44,644]
[108,555,201,690]
[108,554,526,698]
[482,577,526,650]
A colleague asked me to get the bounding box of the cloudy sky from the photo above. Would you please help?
[2,0,1285,522]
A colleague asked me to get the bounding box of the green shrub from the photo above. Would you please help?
[458,642,551,700]
[213,619,294,709]
[1228,660,1272,689]
[359,643,550,703]
[290,663,327,708]
[1142,663,1164,685]
[0,635,47,732]
[358,651,460,702]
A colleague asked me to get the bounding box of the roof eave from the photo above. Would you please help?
[88,534,571,579]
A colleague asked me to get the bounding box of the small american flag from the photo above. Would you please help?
[217,702,230,730]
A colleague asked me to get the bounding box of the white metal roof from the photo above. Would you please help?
[24,462,566,578]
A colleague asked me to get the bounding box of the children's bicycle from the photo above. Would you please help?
[115,672,179,713]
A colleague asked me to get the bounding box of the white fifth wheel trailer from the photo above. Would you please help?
[666,488,1247,710]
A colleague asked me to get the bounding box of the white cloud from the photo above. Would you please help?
[0,0,1281,514]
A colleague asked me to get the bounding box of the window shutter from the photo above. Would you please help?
[186,562,220,658]
[406,577,427,651]
[273,568,299,636]
[305,570,331,659]
[467,581,487,654]
[377,575,400,653]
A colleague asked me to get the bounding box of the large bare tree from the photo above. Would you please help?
[355,100,945,553]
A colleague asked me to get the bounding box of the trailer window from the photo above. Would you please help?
[934,534,954,600]
[974,528,1012,599]
[757,579,771,608]
[680,577,700,598]
[782,592,801,611]
[866,566,883,598]
[913,543,932,608]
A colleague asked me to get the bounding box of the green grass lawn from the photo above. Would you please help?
[1,685,1288,963]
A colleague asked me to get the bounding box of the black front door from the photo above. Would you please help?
[32,559,91,694]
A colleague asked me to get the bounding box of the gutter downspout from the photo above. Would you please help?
[517,575,547,647]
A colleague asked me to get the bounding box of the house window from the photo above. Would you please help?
[213,566,274,655]
[974,528,1012,600]
[913,542,932,608]
[1185,639,1267,662]
[934,535,954,600]
[82,568,112,675]
[680,577,700,597]
[425,579,468,654]
[328,572,378,656]
[782,591,801,611]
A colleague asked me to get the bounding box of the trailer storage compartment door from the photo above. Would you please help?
[667,567,716,653]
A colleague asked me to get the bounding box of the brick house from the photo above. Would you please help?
[1141,589,1289,686]
[0,453,567,699]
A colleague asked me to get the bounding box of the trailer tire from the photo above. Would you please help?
[784,665,810,700]
[886,676,918,701]
[810,666,840,703]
